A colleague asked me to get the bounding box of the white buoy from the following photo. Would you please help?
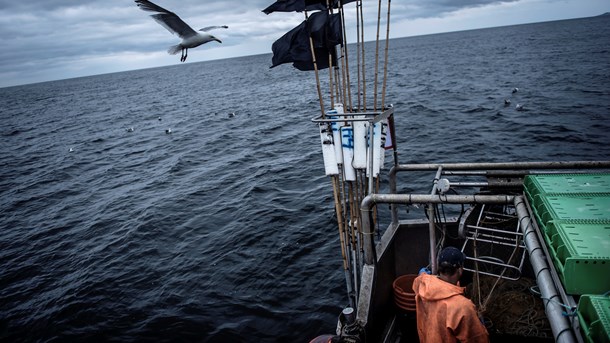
[165,128,172,134]
[380,122,388,168]
[334,103,344,114]
[365,122,385,177]
[352,116,367,169]
[341,126,356,181]
[328,105,344,164]
[319,123,339,176]
[384,119,393,150]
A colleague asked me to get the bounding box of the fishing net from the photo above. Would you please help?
[465,275,553,339]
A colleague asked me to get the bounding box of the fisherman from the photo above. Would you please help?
[412,246,489,343]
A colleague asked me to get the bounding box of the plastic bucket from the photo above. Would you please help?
[393,274,418,311]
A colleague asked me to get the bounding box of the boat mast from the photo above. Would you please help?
[264,0,396,313]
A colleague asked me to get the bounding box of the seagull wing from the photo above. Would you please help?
[199,25,228,32]
[135,0,197,39]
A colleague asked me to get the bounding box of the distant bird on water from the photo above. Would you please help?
[135,0,227,62]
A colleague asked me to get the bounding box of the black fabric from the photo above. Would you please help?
[270,12,343,71]
[263,0,358,14]
[263,0,326,14]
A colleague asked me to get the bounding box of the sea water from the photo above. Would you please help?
[1,15,609,342]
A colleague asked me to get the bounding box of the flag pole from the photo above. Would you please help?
[328,50,335,109]
[304,10,326,118]
[355,1,362,111]
[339,3,353,112]
[373,0,382,111]
[326,2,335,110]
[358,0,367,111]
[381,0,391,110]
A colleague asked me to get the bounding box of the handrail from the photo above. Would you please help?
[360,193,516,266]
[311,105,394,124]
[391,160,610,172]
[514,196,577,343]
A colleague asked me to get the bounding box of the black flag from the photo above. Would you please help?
[263,0,325,14]
[271,21,309,68]
[271,12,343,71]
[263,0,358,14]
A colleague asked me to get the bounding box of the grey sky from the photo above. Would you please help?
[0,0,607,88]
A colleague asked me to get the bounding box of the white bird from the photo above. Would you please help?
[135,0,227,62]
[166,128,172,134]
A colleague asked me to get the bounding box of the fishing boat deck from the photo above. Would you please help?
[347,164,610,343]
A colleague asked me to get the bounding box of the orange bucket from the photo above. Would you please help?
[393,274,418,311]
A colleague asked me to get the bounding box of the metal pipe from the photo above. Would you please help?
[448,181,523,188]
[359,193,515,266]
[428,204,437,274]
[389,166,398,227]
[361,198,375,266]
[363,193,515,206]
[367,123,375,195]
[514,196,577,343]
[443,170,532,176]
[429,166,443,274]
[394,160,610,171]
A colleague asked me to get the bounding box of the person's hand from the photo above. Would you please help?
[418,267,431,275]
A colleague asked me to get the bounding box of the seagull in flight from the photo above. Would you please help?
[135,0,227,62]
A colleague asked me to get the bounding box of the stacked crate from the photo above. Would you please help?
[524,173,610,343]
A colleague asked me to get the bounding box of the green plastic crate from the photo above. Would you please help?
[524,174,610,233]
[546,222,610,294]
[524,174,610,199]
[578,295,610,343]
[531,195,610,232]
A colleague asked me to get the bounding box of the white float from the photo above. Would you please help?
[341,126,356,181]
[319,123,339,176]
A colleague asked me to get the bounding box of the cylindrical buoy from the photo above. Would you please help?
[353,116,367,169]
[341,126,356,181]
[379,121,388,169]
[327,106,344,165]
[367,122,383,177]
[319,123,339,176]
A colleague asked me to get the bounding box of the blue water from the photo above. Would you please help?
[1,15,609,342]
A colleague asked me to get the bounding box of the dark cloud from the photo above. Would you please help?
[0,0,581,87]
[398,0,521,19]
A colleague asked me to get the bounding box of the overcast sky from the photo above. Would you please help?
[0,0,607,88]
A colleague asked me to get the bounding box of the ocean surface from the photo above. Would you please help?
[1,15,609,342]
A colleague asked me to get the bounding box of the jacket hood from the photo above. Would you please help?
[412,273,465,301]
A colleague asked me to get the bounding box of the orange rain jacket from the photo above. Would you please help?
[412,273,489,343]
